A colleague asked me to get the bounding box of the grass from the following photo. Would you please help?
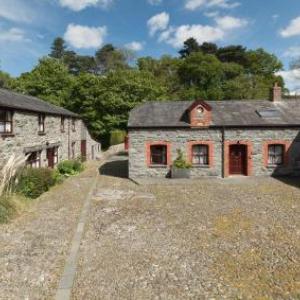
[0,194,28,223]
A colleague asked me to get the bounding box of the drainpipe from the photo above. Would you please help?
[68,118,71,159]
[222,126,225,178]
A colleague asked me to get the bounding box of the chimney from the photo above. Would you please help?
[271,82,282,102]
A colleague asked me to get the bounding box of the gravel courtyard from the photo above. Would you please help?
[73,156,300,300]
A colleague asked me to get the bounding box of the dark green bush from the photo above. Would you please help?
[16,168,56,199]
[110,130,127,146]
[57,159,84,176]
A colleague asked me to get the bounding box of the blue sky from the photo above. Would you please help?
[0,0,300,91]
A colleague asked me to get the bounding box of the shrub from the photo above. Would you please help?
[0,196,16,223]
[173,149,192,169]
[57,159,84,176]
[16,168,56,199]
[110,130,127,146]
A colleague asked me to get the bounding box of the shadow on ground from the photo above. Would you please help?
[99,154,129,179]
[273,176,300,189]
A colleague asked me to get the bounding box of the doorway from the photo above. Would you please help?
[229,144,247,175]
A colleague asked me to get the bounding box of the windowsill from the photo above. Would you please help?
[192,165,210,169]
[1,133,15,138]
[149,164,168,168]
[38,132,46,136]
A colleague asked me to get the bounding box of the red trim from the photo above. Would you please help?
[145,141,171,167]
[262,140,291,167]
[188,101,212,127]
[224,140,253,177]
[187,141,214,167]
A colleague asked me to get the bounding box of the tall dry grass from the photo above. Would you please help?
[0,154,28,223]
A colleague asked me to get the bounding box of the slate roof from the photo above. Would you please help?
[0,89,79,117]
[128,99,300,128]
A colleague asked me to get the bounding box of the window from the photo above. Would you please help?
[0,109,13,133]
[268,144,284,165]
[72,118,76,132]
[61,117,65,132]
[192,144,209,166]
[53,147,59,166]
[26,151,41,168]
[38,114,45,133]
[150,145,167,165]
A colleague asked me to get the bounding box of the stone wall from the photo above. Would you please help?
[129,127,300,178]
[0,110,101,168]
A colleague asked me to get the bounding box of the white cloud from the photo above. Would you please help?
[124,41,144,51]
[64,24,107,48]
[280,16,300,38]
[185,0,240,11]
[215,15,248,30]
[0,28,29,42]
[283,46,300,58]
[0,0,34,23]
[58,0,113,11]
[147,12,170,36]
[148,0,162,5]
[159,24,224,48]
[159,15,247,48]
[278,69,300,93]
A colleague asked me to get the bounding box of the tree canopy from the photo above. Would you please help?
[3,36,285,144]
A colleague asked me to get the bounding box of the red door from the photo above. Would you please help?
[81,140,87,161]
[229,145,247,175]
[47,148,54,168]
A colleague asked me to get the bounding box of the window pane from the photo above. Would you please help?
[150,145,167,165]
[192,145,209,165]
[6,111,12,121]
[5,123,11,132]
[0,122,4,132]
[268,144,284,165]
[0,110,5,121]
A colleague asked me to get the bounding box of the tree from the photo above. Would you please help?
[178,52,224,100]
[179,38,201,58]
[217,45,247,65]
[12,57,73,106]
[95,44,129,74]
[200,42,218,55]
[49,37,67,59]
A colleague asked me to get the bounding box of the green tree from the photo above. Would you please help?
[178,52,224,100]
[12,57,73,106]
[217,45,247,65]
[200,42,218,55]
[95,44,129,74]
[179,38,201,58]
[49,37,67,59]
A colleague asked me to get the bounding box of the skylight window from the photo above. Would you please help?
[256,109,281,118]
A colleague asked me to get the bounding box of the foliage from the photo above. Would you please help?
[173,149,192,169]
[16,168,57,199]
[6,37,285,142]
[57,159,84,176]
[110,129,127,146]
[11,58,74,106]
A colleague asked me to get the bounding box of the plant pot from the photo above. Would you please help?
[171,166,191,179]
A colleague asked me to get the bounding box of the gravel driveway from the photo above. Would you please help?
[0,163,98,300]
[73,156,300,299]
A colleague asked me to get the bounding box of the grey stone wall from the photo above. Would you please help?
[224,128,300,176]
[129,127,300,178]
[129,128,223,178]
[0,110,101,168]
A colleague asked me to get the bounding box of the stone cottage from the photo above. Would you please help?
[128,84,300,178]
[0,89,101,169]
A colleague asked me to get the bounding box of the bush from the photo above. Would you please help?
[57,159,84,176]
[110,130,127,146]
[16,168,57,199]
[173,149,192,169]
[0,196,16,223]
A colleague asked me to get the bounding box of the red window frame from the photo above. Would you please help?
[187,141,214,168]
[146,142,171,167]
[263,141,291,167]
[0,109,13,134]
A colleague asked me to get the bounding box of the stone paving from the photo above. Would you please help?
[72,156,300,299]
